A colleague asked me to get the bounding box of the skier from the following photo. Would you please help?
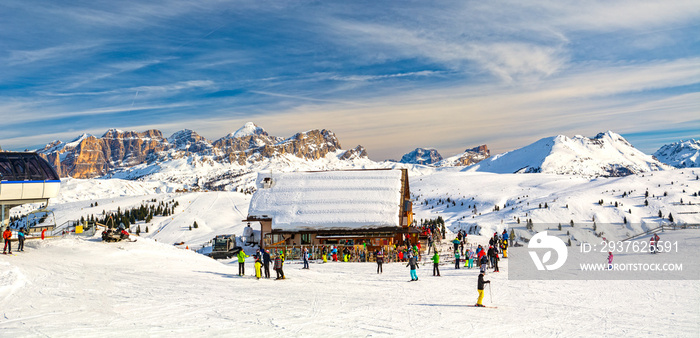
[467,248,474,269]
[432,251,440,276]
[654,233,660,253]
[607,252,614,270]
[406,254,419,281]
[263,249,272,278]
[476,272,490,307]
[376,249,384,274]
[427,233,433,254]
[479,254,488,274]
[2,228,12,254]
[274,253,285,280]
[331,246,338,262]
[302,247,310,269]
[650,235,656,254]
[343,247,351,262]
[454,251,461,269]
[17,229,26,252]
[237,249,249,276]
[254,257,262,280]
[501,237,508,258]
[486,246,498,268]
[322,245,328,263]
[488,245,498,271]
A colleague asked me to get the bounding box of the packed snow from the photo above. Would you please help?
[0,231,696,336]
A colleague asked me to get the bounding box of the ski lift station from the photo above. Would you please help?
[0,152,61,228]
[245,169,417,251]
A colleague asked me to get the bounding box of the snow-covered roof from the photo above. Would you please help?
[248,170,404,231]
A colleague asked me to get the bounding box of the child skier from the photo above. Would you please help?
[454,251,461,269]
[476,272,490,307]
[607,252,614,270]
[432,251,440,276]
[407,254,419,281]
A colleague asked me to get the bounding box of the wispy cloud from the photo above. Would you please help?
[7,43,102,65]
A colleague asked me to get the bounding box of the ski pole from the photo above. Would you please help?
[488,283,493,303]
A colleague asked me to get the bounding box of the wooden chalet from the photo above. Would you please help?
[244,169,418,251]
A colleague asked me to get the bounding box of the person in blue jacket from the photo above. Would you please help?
[17,229,26,252]
[406,254,419,281]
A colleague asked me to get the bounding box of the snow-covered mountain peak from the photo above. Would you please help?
[466,131,669,176]
[228,122,268,139]
[653,139,700,168]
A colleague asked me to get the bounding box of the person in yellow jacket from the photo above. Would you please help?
[237,250,249,276]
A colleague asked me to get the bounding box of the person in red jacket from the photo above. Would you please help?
[3,228,12,254]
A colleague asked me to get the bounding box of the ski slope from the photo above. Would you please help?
[0,232,696,336]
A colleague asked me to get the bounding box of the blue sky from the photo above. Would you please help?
[0,0,698,160]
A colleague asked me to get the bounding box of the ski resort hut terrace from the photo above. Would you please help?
[245,169,416,253]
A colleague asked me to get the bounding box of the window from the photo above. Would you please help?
[25,158,44,180]
[0,158,13,180]
[36,157,59,180]
[301,234,311,245]
[10,159,26,180]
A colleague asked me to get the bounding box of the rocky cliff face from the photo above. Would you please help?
[437,145,490,167]
[37,123,362,178]
[39,130,169,178]
[400,148,443,165]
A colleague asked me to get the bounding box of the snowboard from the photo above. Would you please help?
[469,305,498,308]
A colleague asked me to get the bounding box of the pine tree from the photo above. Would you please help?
[644,199,649,206]
[623,216,627,224]
[593,222,597,231]
[558,223,562,231]
[570,220,574,227]
[189,225,192,231]
[567,238,571,246]
[193,221,198,229]
[136,225,141,235]
[145,226,149,233]
[668,213,674,223]
[658,210,663,218]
